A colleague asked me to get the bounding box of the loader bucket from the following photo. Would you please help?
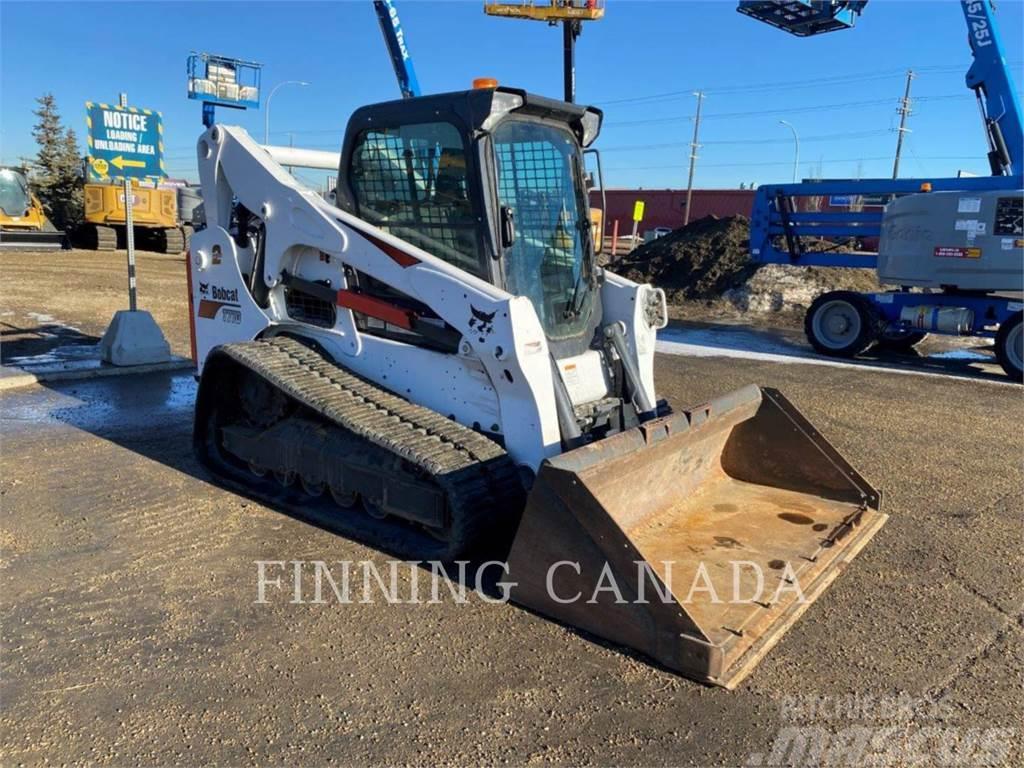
[506,384,886,688]
[0,229,67,250]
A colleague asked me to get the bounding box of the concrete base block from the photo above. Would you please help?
[100,310,172,366]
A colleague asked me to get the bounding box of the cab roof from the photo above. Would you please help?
[344,87,603,149]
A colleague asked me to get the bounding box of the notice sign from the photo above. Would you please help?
[85,101,165,181]
[632,200,645,222]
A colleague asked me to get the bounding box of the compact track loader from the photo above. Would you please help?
[0,167,66,249]
[188,86,886,688]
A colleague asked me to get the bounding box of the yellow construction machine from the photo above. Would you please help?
[0,167,67,250]
[78,180,186,253]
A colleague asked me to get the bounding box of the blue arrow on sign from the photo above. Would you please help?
[85,102,165,182]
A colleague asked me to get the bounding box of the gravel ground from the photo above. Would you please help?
[2,247,1022,766]
[1,248,191,362]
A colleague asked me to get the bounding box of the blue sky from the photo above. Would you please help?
[2,0,1022,189]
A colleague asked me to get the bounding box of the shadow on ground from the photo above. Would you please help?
[1,323,101,364]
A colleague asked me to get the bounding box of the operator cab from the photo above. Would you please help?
[334,86,604,356]
[0,168,32,217]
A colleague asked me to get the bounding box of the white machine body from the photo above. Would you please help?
[188,124,667,472]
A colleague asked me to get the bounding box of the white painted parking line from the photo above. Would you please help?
[656,327,1016,387]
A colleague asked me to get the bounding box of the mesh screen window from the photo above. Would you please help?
[493,121,592,339]
[349,122,484,277]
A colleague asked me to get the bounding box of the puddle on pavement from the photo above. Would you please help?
[925,349,992,362]
[3,372,197,434]
[8,344,102,367]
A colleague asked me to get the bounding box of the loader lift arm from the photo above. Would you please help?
[192,122,561,470]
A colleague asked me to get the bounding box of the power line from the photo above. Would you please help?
[603,154,983,171]
[598,62,1022,106]
[160,87,1005,153]
[601,128,892,153]
[605,93,974,127]
[161,125,891,166]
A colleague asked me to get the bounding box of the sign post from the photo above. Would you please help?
[86,95,171,366]
[630,200,645,247]
[119,95,139,311]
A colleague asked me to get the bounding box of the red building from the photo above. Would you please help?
[590,188,755,234]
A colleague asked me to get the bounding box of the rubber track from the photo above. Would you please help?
[81,224,116,251]
[161,228,185,254]
[215,336,524,555]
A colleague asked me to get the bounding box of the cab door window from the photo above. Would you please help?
[349,121,485,277]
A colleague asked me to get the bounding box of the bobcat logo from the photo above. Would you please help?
[468,305,495,336]
[199,282,210,296]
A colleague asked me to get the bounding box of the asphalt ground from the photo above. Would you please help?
[2,247,1022,765]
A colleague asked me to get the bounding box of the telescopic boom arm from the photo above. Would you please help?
[373,0,422,99]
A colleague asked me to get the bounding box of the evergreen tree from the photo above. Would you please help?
[30,93,83,231]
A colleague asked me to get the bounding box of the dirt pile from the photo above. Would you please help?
[614,216,756,300]
[608,215,878,320]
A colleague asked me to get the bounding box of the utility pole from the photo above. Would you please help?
[892,69,915,179]
[563,19,582,103]
[683,91,704,226]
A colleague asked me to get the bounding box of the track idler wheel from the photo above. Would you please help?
[330,485,358,509]
[301,477,325,497]
[362,500,388,520]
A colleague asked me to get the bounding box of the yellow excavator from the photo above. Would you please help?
[0,167,67,250]
[78,179,186,253]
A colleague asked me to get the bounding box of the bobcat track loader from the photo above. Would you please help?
[188,86,886,688]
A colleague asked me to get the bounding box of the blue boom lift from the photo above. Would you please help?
[738,1,1024,380]
[373,0,422,99]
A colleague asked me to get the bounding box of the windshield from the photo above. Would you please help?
[493,120,594,339]
[0,169,31,216]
